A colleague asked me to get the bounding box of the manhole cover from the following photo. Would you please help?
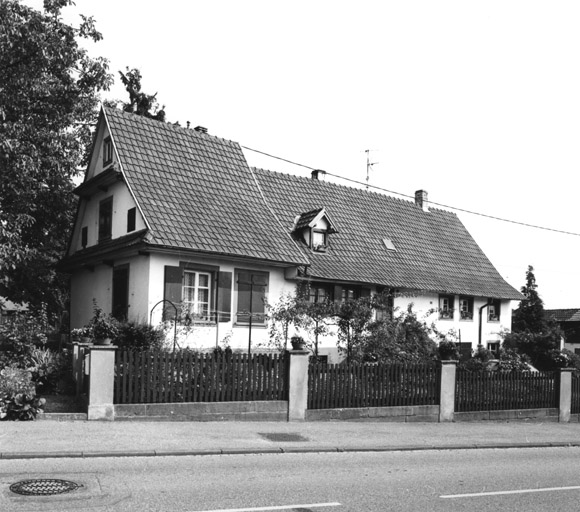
[10,479,83,496]
[259,433,308,442]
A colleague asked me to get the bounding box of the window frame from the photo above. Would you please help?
[182,270,212,323]
[234,269,269,325]
[127,207,136,233]
[98,196,113,242]
[103,136,113,167]
[488,299,501,322]
[439,294,455,320]
[311,229,328,252]
[458,296,474,321]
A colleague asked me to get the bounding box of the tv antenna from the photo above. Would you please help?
[365,149,378,191]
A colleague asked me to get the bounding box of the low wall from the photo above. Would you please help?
[454,408,559,422]
[306,405,439,422]
[114,400,288,422]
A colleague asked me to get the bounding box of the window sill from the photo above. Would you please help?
[234,323,267,329]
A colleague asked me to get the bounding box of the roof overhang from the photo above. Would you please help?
[73,166,124,198]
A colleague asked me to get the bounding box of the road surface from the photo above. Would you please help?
[2,447,580,511]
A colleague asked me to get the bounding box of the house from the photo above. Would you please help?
[59,107,523,360]
[545,309,580,353]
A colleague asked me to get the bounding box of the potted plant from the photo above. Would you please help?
[290,335,306,351]
[88,303,119,345]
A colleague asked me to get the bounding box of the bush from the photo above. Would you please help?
[28,347,72,394]
[115,321,166,350]
[0,368,45,421]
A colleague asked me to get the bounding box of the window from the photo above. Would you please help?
[127,207,136,233]
[439,294,454,320]
[236,270,269,324]
[81,226,88,248]
[309,285,332,303]
[98,197,113,241]
[488,299,501,322]
[103,137,113,167]
[487,342,500,357]
[312,229,327,252]
[459,296,474,320]
[183,271,211,322]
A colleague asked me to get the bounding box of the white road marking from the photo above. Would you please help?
[193,502,341,512]
[441,485,580,499]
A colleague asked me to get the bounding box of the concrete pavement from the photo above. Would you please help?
[2,418,580,459]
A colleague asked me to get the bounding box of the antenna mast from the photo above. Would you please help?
[365,149,378,191]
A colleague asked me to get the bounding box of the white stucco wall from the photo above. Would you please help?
[147,253,296,351]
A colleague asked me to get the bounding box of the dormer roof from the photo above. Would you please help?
[293,207,337,233]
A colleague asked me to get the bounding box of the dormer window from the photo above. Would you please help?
[292,207,337,253]
[312,229,327,252]
[103,137,113,167]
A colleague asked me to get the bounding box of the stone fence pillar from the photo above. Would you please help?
[87,345,117,421]
[288,349,310,421]
[559,368,574,423]
[439,360,457,422]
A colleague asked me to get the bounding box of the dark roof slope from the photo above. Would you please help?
[104,107,308,266]
[546,309,580,322]
[253,168,523,300]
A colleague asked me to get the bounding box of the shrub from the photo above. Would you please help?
[115,321,166,351]
[28,347,72,394]
[0,368,45,421]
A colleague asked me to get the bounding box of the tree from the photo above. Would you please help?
[0,0,112,318]
[512,265,546,333]
[503,266,564,370]
[118,68,166,121]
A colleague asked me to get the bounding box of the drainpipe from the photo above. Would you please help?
[478,301,491,348]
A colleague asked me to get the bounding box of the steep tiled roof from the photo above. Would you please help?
[253,168,523,300]
[104,107,308,266]
[546,309,580,322]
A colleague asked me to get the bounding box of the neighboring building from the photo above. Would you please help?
[545,309,580,353]
[59,107,523,360]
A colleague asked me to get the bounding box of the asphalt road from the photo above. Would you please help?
[2,447,580,511]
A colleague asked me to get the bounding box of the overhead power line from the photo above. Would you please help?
[241,144,580,238]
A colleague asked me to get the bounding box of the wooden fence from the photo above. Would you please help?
[455,370,558,412]
[114,351,288,404]
[572,372,580,415]
[308,363,440,410]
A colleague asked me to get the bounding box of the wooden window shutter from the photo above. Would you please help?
[217,271,232,322]
[333,285,343,303]
[163,266,182,321]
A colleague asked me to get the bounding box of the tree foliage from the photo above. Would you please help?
[118,67,166,121]
[0,0,112,316]
[503,266,564,370]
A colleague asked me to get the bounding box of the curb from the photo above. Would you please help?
[2,442,580,460]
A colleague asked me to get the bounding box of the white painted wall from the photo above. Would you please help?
[70,266,113,328]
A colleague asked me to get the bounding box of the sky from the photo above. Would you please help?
[26,0,580,308]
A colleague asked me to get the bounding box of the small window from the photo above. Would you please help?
[81,226,88,248]
[103,137,113,167]
[312,230,327,252]
[488,299,501,322]
[309,285,333,304]
[383,238,396,251]
[439,294,454,320]
[487,342,500,357]
[183,271,211,322]
[98,197,113,241]
[127,207,136,233]
[459,296,474,320]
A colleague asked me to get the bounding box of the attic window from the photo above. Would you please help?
[312,230,327,252]
[103,137,113,167]
[383,238,396,251]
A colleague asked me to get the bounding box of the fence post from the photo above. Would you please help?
[288,349,310,421]
[72,341,92,398]
[87,345,117,421]
[559,368,574,423]
[439,360,457,422]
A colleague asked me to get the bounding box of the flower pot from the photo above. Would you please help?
[95,337,112,346]
[81,336,92,344]
[290,337,306,351]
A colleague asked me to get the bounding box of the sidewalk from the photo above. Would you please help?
[2,419,580,459]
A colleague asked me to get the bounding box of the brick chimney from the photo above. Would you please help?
[311,169,326,180]
[415,189,429,212]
